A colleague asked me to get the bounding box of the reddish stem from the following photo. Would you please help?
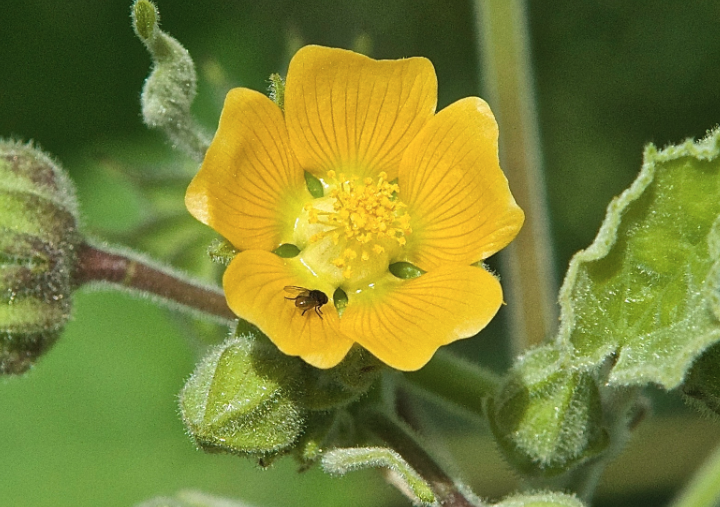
[74,242,235,322]
[365,410,477,507]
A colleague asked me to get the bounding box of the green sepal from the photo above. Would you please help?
[268,73,285,111]
[492,492,586,507]
[304,171,324,198]
[321,446,436,505]
[207,238,239,265]
[179,331,306,458]
[0,140,81,374]
[333,287,349,316]
[298,345,383,411]
[272,243,300,258]
[555,128,720,389]
[682,341,720,417]
[389,261,425,279]
[487,345,608,476]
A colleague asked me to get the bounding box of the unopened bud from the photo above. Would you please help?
[180,332,306,458]
[683,341,720,416]
[293,345,382,412]
[0,140,81,374]
[132,0,210,161]
[487,346,608,476]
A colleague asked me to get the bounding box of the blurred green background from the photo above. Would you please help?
[1,1,720,506]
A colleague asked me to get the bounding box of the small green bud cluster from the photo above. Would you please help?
[180,328,382,465]
[487,345,608,476]
[0,140,81,374]
[132,0,210,162]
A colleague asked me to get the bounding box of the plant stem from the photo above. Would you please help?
[562,386,641,502]
[668,440,720,507]
[73,242,235,323]
[403,350,499,420]
[473,0,557,353]
[364,410,477,507]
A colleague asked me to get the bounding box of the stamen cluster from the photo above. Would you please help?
[305,171,411,279]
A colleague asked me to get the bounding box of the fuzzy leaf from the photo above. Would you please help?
[556,129,720,388]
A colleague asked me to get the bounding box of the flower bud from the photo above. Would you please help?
[487,346,608,476]
[132,0,210,161]
[682,341,720,416]
[298,345,383,411]
[0,140,81,374]
[179,332,306,459]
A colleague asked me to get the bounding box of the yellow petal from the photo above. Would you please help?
[341,265,502,371]
[285,45,437,181]
[223,250,354,369]
[186,88,309,251]
[399,97,524,271]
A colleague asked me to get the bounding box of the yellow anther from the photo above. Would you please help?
[301,171,412,282]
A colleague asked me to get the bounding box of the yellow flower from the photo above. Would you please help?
[186,45,524,371]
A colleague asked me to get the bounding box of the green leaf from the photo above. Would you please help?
[555,128,720,388]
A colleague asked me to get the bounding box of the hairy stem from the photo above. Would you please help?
[403,350,500,420]
[364,410,477,507]
[73,242,235,323]
[473,0,557,353]
[668,439,720,507]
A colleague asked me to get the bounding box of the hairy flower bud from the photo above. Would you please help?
[180,329,383,463]
[298,345,383,411]
[180,332,306,459]
[487,346,608,476]
[0,140,81,374]
[132,0,210,161]
[682,341,720,416]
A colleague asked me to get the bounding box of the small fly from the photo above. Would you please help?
[284,286,329,319]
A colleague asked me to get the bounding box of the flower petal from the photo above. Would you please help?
[285,45,437,180]
[341,265,502,371]
[186,88,309,251]
[224,250,354,369]
[399,97,524,271]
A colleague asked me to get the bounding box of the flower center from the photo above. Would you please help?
[296,171,411,288]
